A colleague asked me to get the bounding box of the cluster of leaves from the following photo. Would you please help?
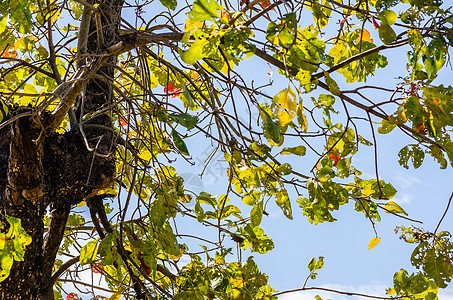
[386,227,453,298]
[0,217,32,282]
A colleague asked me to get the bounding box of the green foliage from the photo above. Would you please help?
[0,217,32,282]
[172,128,190,155]
[307,256,325,280]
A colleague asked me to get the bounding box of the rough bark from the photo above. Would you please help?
[0,0,123,298]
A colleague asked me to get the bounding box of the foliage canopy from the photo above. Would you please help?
[0,0,453,299]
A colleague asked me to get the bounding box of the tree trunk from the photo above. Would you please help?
[0,1,123,298]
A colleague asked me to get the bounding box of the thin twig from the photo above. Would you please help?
[433,192,453,238]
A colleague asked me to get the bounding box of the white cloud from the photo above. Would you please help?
[392,192,413,204]
[393,173,424,189]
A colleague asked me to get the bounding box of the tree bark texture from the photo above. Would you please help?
[0,1,124,298]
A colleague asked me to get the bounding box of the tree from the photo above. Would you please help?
[0,0,452,298]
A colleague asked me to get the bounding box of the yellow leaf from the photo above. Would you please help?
[110,293,122,300]
[14,37,25,50]
[77,201,86,207]
[184,19,202,32]
[273,89,297,125]
[356,29,371,43]
[367,237,381,250]
[384,201,408,216]
[139,150,152,161]
[386,288,396,295]
[24,83,37,94]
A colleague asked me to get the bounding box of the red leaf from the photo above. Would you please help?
[372,17,380,29]
[164,82,182,98]
[329,153,341,166]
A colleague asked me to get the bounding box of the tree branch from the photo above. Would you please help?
[41,204,71,293]
[50,256,80,286]
[274,286,406,299]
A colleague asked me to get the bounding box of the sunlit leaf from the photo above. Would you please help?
[189,0,223,21]
[367,237,381,250]
[377,10,397,25]
[384,201,408,216]
[80,239,99,265]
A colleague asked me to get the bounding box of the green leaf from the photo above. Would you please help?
[308,257,317,271]
[398,145,425,169]
[99,233,117,266]
[158,0,177,10]
[171,129,189,156]
[296,69,311,86]
[0,100,9,123]
[378,119,396,134]
[80,239,99,265]
[0,253,13,282]
[158,227,180,256]
[188,0,223,22]
[276,189,292,219]
[377,10,397,25]
[169,113,198,130]
[281,145,306,156]
[323,71,341,96]
[261,110,282,145]
[9,0,33,33]
[384,201,408,216]
[378,24,396,45]
[250,201,263,227]
[181,39,209,65]
[272,88,297,125]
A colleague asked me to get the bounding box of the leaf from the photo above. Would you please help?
[378,24,396,45]
[273,88,297,124]
[250,201,263,227]
[9,0,33,33]
[169,113,198,130]
[80,239,99,265]
[323,71,341,96]
[181,39,209,65]
[110,293,122,300]
[276,189,292,219]
[261,110,282,145]
[281,145,306,156]
[171,129,190,156]
[308,257,317,271]
[296,69,311,86]
[158,227,180,256]
[384,201,408,216]
[159,0,177,10]
[367,237,381,250]
[189,0,223,22]
[0,100,9,123]
[377,10,397,25]
[378,119,396,134]
[359,29,371,42]
[0,253,13,282]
